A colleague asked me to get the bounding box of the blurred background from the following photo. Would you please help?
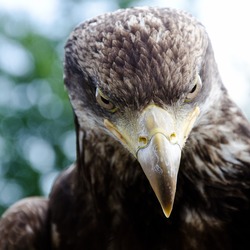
[0,0,249,215]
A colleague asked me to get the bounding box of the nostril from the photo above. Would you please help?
[169,133,178,144]
[138,136,148,146]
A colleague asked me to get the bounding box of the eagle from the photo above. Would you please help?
[1,7,250,250]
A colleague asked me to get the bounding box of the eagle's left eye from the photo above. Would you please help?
[185,74,202,102]
[96,88,117,113]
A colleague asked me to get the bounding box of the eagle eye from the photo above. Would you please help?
[185,74,202,103]
[96,88,117,113]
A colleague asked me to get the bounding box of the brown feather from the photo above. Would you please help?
[0,198,50,249]
[1,7,250,250]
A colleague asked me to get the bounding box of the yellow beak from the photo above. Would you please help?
[104,105,200,217]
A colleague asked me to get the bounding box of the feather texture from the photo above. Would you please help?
[1,7,250,250]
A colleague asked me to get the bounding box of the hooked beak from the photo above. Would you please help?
[104,105,200,217]
[137,133,181,217]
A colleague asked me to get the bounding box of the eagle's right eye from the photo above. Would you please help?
[96,88,117,113]
[185,74,202,103]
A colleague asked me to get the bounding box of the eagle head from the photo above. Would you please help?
[64,7,223,217]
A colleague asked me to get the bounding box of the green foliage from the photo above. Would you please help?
[0,16,75,216]
[0,0,141,217]
[117,0,138,8]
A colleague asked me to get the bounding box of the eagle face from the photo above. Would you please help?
[64,7,224,217]
[1,6,250,250]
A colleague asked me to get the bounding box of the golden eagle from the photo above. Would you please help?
[1,7,250,250]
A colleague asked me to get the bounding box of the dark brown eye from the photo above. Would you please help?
[189,84,197,94]
[100,96,110,105]
[96,88,117,113]
[185,74,202,103]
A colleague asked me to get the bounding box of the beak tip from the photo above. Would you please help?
[162,204,173,218]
